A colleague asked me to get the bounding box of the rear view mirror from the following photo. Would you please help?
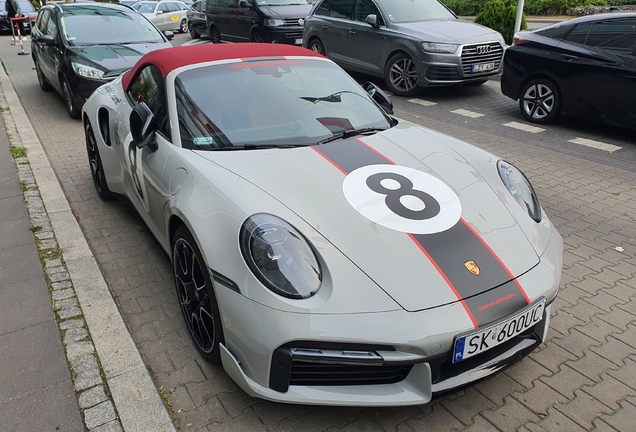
[130,103,158,152]
[38,34,56,46]
[365,14,379,28]
[164,30,174,40]
[363,82,393,115]
[239,0,251,7]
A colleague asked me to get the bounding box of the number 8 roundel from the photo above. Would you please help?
[342,165,462,235]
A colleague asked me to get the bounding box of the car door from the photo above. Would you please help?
[556,18,636,128]
[321,0,354,64]
[213,0,237,37]
[231,0,254,41]
[124,64,173,243]
[346,0,386,75]
[153,1,172,30]
[39,9,63,94]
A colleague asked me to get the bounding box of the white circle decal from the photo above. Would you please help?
[342,164,462,234]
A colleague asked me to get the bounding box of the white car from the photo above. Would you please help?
[82,43,563,406]
[133,0,190,33]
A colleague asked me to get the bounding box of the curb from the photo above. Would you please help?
[0,62,176,432]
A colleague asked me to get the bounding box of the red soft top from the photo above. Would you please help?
[121,43,323,92]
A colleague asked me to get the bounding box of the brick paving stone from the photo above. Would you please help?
[84,400,116,430]
[613,324,636,349]
[504,357,552,390]
[598,398,636,432]
[441,387,495,426]
[460,416,498,432]
[541,365,595,400]
[549,310,586,337]
[552,329,600,358]
[606,357,636,391]
[582,291,626,313]
[576,317,621,343]
[525,407,587,432]
[218,390,259,418]
[590,336,635,367]
[597,308,636,331]
[91,420,124,432]
[52,288,75,302]
[513,380,567,415]
[64,327,89,345]
[157,362,207,391]
[405,403,464,432]
[474,372,525,405]
[604,279,636,302]
[78,385,108,409]
[583,374,634,408]
[186,375,241,408]
[555,390,615,429]
[206,408,265,432]
[481,396,540,431]
[361,406,424,432]
[562,301,605,324]
[557,285,592,307]
[566,349,618,384]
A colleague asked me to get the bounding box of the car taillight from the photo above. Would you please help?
[512,34,528,45]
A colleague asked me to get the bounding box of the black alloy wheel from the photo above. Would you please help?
[209,25,220,43]
[85,121,113,200]
[250,30,264,43]
[173,226,224,363]
[35,61,50,91]
[385,53,419,96]
[62,77,80,119]
[189,22,200,39]
[308,38,324,55]
[519,78,561,124]
[180,18,188,34]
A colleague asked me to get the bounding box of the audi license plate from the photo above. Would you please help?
[471,62,495,73]
[452,298,546,363]
[295,38,302,45]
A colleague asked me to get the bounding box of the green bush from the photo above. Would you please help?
[474,0,527,44]
[441,0,615,15]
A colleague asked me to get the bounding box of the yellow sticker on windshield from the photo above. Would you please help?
[171,14,179,21]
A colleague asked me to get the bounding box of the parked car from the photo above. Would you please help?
[303,0,506,96]
[187,0,207,39]
[31,2,173,119]
[133,0,190,33]
[501,13,636,130]
[82,42,562,406]
[205,0,311,44]
[0,0,38,34]
[118,0,140,6]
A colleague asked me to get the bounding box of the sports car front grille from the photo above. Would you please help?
[460,42,504,76]
[290,361,412,387]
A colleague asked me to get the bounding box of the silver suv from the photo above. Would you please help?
[303,0,506,96]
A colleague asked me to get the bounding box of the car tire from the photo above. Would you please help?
[209,25,220,43]
[84,120,113,200]
[35,61,51,92]
[519,78,561,124]
[179,19,188,34]
[464,79,488,86]
[173,226,224,364]
[61,76,80,119]
[384,53,419,97]
[308,38,325,55]
[189,23,200,39]
[250,30,264,43]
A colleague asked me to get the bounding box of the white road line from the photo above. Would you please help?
[451,109,484,118]
[569,137,622,153]
[503,121,545,134]
[408,98,437,107]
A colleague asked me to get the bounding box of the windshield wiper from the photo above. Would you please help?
[318,127,387,144]
[300,90,363,104]
[211,143,310,151]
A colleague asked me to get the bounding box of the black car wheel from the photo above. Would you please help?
[250,30,264,43]
[519,78,561,124]
[62,77,80,119]
[173,226,224,363]
[189,22,200,39]
[308,38,324,55]
[179,19,188,34]
[35,61,50,92]
[385,53,419,96]
[85,121,113,200]
[209,25,220,43]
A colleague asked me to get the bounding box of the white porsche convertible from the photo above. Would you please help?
[82,43,563,406]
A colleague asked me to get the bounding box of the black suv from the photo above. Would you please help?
[31,2,173,119]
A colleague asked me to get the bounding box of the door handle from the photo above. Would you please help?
[321,25,328,29]
[561,54,579,61]
[349,30,355,35]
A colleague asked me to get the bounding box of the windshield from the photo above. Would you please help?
[377,0,454,23]
[174,59,391,150]
[134,2,157,12]
[60,7,164,45]
[18,1,35,12]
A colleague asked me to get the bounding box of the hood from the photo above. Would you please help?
[68,43,171,76]
[257,4,312,19]
[395,19,500,44]
[196,122,539,314]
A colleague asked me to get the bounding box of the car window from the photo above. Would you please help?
[17,1,35,12]
[586,19,636,54]
[564,22,591,45]
[377,0,454,23]
[128,65,171,139]
[535,23,572,40]
[352,0,383,25]
[45,10,58,38]
[36,9,50,34]
[315,0,332,16]
[161,2,175,12]
[329,0,354,19]
[136,3,158,12]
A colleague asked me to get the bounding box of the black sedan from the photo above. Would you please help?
[31,2,173,119]
[187,0,207,39]
[501,12,636,130]
[0,0,37,34]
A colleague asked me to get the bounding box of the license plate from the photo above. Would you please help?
[452,298,546,363]
[471,62,495,73]
[295,38,302,45]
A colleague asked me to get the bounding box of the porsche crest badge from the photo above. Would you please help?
[464,260,480,276]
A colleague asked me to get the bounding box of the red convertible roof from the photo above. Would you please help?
[122,43,323,92]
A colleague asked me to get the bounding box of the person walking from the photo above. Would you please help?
[6,0,24,37]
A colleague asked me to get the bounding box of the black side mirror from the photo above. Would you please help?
[363,82,393,115]
[130,103,158,152]
[39,34,56,46]
[239,0,250,8]
[164,30,174,41]
[365,14,379,28]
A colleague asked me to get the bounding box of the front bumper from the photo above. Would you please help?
[216,224,562,406]
[263,26,304,45]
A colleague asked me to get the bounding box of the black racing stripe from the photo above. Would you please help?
[312,139,529,328]
[316,140,391,174]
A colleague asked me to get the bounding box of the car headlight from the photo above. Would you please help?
[264,19,285,26]
[72,62,105,80]
[421,42,459,54]
[498,160,542,222]
[240,214,321,299]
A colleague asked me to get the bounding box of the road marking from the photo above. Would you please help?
[182,39,211,46]
[503,122,545,133]
[408,98,437,107]
[452,109,484,118]
[569,137,621,153]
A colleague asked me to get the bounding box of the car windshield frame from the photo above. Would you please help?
[376,0,455,24]
[172,58,392,151]
[59,6,165,46]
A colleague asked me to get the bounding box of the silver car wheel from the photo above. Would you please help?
[180,19,188,33]
[389,58,417,93]
[522,83,555,120]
